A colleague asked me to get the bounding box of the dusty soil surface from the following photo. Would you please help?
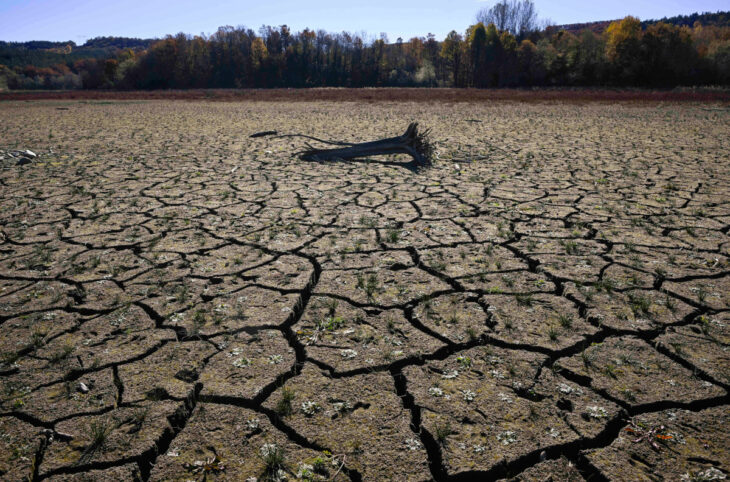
[0,100,728,481]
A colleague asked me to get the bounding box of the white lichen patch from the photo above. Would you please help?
[497,430,518,445]
[232,357,252,368]
[428,386,444,397]
[340,349,357,359]
[405,438,422,451]
[498,392,512,403]
[300,400,322,416]
[332,401,352,413]
[586,405,608,419]
[557,383,582,395]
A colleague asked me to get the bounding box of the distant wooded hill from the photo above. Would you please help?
[0,37,156,69]
[552,10,730,35]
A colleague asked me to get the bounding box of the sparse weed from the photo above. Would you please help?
[385,226,400,243]
[49,342,74,364]
[628,293,651,316]
[515,293,533,306]
[581,349,596,370]
[276,386,295,416]
[557,314,573,329]
[434,421,452,444]
[260,443,286,475]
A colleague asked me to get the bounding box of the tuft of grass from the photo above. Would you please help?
[325,298,338,317]
[561,240,578,255]
[431,259,447,271]
[360,216,377,228]
[581,349,595,370]
[189,310,206,336]
[603,363,621,379]
[547,326,559,342]
[385,227,400,243]
[317,316,345,331]
[434,421,452,444]
[29,328,48,349]
[503,318,514,331]
[622,388,637,402]
[83,419,113,459]
[595,277,616,293]
[515,293,533,306]
[276,386,295,416]
[669,341,685,356]
[1,351,20,366]
[49,342,74,364]
[364,273,379,300]
[259,443,285,476]
[383,318,395,336]
[628,293,651,316]
[695,285,708,303]
[311,455,328,474]
[557,314,573,329]
[456,356,472,369]
[698,315,712,336]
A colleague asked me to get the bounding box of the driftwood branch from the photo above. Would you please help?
[250,130,354,147]
[249,130,278,138]
[300,123,434,168]
[276,134,354,146]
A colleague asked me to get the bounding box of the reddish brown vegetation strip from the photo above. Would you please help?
[2,87,730,103]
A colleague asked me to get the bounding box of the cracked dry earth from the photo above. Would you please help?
[0,99,728,482]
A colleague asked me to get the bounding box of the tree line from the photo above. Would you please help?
[1,7,729,90]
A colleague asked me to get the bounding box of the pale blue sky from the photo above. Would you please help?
[0,0,726,43]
